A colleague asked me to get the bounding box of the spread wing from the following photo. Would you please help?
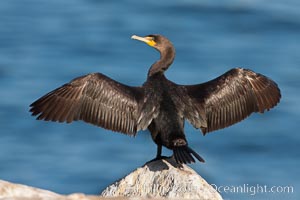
[30,73,148,136]
[180,68,281,135]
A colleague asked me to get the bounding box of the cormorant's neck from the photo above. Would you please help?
[148,46,175,77]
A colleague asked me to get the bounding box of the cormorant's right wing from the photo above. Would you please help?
[179,68,281,135]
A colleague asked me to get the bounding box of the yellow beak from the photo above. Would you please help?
[131,35,156,47]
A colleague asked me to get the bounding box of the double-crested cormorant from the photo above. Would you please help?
[30,34,281,164]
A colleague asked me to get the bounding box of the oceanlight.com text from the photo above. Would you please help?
[211,183,293,196]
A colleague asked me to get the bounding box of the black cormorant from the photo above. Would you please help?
[30,34,281,164]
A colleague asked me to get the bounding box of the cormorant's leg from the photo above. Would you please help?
[146,145,169,163]
[156,144,162,159]
[155,144,169,160]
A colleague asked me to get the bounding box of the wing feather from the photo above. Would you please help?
[30,73,145,136]
[180,68,281,135]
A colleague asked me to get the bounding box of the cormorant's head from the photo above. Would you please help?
[131,34,175,76]
[131,34,173,53]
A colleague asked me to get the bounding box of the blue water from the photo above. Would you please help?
[0,0,299,199]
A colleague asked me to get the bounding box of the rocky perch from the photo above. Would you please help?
[0,158,222,200]
[101,158,222,200]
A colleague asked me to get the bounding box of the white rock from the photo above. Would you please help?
[101,158,223,200]
[0,180,98,200]
[0,159,223,200]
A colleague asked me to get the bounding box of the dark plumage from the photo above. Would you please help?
[30,34,281,164]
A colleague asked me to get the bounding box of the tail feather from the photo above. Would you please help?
[174,146,205,164]
[187,146,205,163]
[176,149,185,164]
[181,148,195,163]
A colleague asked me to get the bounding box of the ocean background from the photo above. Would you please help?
[0,0,299,199]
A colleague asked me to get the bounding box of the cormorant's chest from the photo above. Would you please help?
[144,75,181,114]
[144,75,175,104]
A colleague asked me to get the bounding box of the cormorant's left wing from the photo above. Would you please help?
[30,73,148,136]
[179,68,281,135]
